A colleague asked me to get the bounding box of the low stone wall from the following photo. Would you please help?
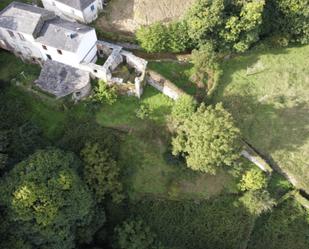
[146,70,185,100]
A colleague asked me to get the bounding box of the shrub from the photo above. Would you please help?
[240,190,276,216]
[171,95,197,126]
[114,218,164,249]
[239,168,268,191]
[135,104,153,120]
[92,80,117,105]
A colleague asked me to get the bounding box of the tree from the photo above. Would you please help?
[114,218,164,249]
[81,143,124,204]
[172,103,241,174]
[191,42,219,87]
[136,23,169,53]
[265,0,309,45]
[171,95,197,126]
[186,0,265,52]
[239,168,268,191]
[240,190,276,216]
[0,149,96,249]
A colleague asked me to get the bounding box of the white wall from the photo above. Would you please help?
[42,0,85,22]
[0,27,43,60]
[77,29,98,63]
[82,2,98,23]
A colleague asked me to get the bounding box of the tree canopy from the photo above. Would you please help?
[0,149,96,249]
[172,103,241,174]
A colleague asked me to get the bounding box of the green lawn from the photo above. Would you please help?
[212,45,309,193]
[148,61,198,95]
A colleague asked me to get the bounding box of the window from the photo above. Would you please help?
[91,5,95,11]
[46,54,52,60]
[52,1,56,6]
[42,45,47,50]
[18,33,25,41]
[7,30,15,38]
[57,49,62,55]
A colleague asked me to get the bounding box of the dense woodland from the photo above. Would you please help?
[0,0,309,249]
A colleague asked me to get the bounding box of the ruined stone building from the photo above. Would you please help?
[0,2,147,100]
[41,0,104,24]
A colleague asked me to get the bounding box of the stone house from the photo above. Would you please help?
[0,2,147,100]
[41,0,104,23]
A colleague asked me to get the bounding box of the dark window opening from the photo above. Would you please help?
[46,54,52,60]
[42,45,47,50]
[7,30,15,38]
[93,69,98,73]
[91,5,95,11]
[57,49,62,55]
[18,33,25,41]
[32,57,36,62]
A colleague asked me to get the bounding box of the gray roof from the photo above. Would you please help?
[36,17,94,52]
[0,2,55,36]
[35,60,90,98]
[56,0,96,10]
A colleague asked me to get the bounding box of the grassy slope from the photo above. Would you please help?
[212,45,309,192]
[0,50,235,200]
[148,61,197,95]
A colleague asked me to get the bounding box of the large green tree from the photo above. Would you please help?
[186,0,265,52]
[172,103,241,174]
[0,149,96,249]
[81,143,124,204]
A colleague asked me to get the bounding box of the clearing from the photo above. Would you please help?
[95,0,195,34]
[212,45,309,193]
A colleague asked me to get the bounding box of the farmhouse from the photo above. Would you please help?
[0,2,147,100]
[41,0,104,23]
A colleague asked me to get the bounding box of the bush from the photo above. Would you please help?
[135,104,153,120]
[239,168,268,191]
[136,22,191,53]
[81,143,124,204]
[171,95,197,126]
[240,190,276,216]
[91,80,117,105]
[114,218,164,249]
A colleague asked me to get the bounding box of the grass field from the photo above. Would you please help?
[0,50,235,200]
[148,61,198,96]
[212,45,309,192]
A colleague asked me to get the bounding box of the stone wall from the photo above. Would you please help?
[146,70,185,100]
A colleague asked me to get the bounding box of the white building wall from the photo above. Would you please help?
[35,41,80,66]
[42,0,85,22]
[77,29,98,63]
[0,27,43,60]
[82,2,98,23]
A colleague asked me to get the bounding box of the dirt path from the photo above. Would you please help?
[97,0,195,33]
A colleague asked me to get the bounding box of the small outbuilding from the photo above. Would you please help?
[35,60,91,100]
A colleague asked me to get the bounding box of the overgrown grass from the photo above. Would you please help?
[212,45,309,192]
[1,51,235,200]
[129,195,254,249]
[248,198,309,249]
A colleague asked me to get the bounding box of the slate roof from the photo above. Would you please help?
[56,0,96,10]
[35,60,90,98]
[36,17,94,52]
[0,2,55,36]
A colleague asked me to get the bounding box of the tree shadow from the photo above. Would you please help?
[221,94,309,155]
